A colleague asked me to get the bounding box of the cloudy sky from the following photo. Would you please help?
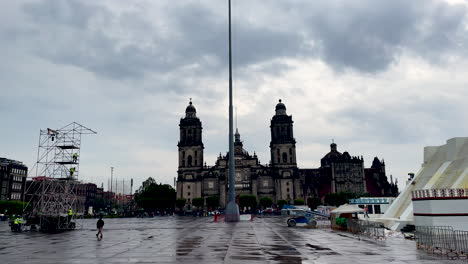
[2,0,468,193]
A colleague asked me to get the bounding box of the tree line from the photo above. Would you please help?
[133,177,373,212]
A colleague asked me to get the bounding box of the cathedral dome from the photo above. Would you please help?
[275,99,286,111]
[185,100,197,118]
[275,99,287,115]
[322,150,342,160]
[186,101,196,113]
[321,141,342,167]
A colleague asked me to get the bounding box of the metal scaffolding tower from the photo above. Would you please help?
[25,122,96,232]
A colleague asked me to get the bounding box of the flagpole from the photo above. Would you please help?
[225,0,240,222]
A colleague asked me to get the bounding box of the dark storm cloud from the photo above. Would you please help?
[19,1,303,82]
[21,0,172,80]
[17,0,468,80]
[302,0,468,72]
[22,0,100,28]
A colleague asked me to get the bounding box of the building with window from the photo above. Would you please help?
[84,183,97,212]
[349,197,396,218]
[0,158,28,201]
[176,100,398,209]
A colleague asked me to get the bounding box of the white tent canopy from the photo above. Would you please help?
[331,204,364,214]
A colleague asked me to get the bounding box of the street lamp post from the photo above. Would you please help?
[225,0,240,222]
[110,166,114,214]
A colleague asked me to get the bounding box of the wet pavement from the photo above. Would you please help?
[0,216,463,263]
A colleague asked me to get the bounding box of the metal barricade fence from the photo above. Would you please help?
[454,230,468,259]
[346,219,360,234]
[346,219,385,238]
[360,220,385,238]
[314,219,331,229]
[415,226,468,259]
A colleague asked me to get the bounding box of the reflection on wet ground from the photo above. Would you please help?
[0,216,461,263]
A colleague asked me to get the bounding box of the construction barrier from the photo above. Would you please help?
[346,219,385,238]
[346,219,359,234]
[314,220,331,229]
[415,226,468,259]
[213,214,225,222]
[239,214,253,221]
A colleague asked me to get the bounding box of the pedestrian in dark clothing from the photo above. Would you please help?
[96,215,104,239]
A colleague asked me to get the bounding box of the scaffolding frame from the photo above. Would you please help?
[25,122,96,232]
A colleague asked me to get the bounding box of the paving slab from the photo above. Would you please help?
[0,216,463,263]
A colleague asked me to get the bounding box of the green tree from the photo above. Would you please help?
[277,200,287,209]
[259,197,273,208]
[0,201,27,215]
[307,197,322,210]
[134,178,176,211]
[176,198,186,210]
[294,199,305,205]
[192,198,204,209]
[239,195,257,210]
[206,196,219,209]
[137,177,157,193]
[324,192,361,207]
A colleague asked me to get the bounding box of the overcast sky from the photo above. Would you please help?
[2,0,468,193]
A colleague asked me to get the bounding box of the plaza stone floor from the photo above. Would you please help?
[0,216,462,264]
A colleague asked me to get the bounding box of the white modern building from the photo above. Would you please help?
[412,189,468,231]
[349,197,395,219]
[380,137,468,230]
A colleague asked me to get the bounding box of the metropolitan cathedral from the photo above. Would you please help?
[176,100,398,208]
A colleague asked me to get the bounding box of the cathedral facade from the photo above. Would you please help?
[176,100,397,209]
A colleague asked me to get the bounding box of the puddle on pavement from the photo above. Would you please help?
[265,245,298,251]
[175,236,203,256]
[306,243,331,250]
[321,251,341,255]
[270,255,302,264]
[360,251,378,255]
[230,255,265,261]
[211,248,227,252]
[265,250,301,256]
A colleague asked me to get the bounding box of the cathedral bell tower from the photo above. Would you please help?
[178,100,204,170]
[270,99,297,167]
[270,99,300,203]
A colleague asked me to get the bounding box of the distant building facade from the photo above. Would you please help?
[365,157,399,197]
[302,144,398,200]
[84,183,97,212]
[96,187,104,200]
[176,100,398,209]
[0,158,28,201]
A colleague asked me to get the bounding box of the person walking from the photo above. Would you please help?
[364,205,369,218]
[96,215,104,240]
